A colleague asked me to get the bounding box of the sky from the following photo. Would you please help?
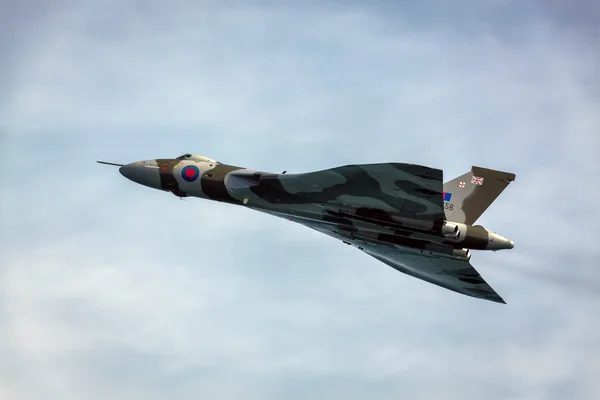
[1,0,599,399]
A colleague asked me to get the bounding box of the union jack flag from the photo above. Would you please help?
[471,175,484,185]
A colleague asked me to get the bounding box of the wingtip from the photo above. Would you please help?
[492,296,507,304]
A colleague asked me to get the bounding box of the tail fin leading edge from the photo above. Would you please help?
[443,166,516,224]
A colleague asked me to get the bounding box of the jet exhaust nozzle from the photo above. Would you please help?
[452,248,471,261]
[441,221,464,240]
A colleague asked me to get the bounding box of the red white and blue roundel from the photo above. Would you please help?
[181,165,200,182]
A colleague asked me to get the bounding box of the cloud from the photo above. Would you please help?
[2,1,599,399]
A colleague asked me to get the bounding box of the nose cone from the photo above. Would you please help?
[119,161,161,190]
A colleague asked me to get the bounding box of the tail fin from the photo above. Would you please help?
[442,166,516,224]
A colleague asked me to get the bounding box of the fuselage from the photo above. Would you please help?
[118,154,514,258]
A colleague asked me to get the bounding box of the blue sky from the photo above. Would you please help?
[1,1,599,399]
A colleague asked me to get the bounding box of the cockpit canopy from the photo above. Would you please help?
[176,153,218,163]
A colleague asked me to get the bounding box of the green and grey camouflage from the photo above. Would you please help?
[99,153,516,304]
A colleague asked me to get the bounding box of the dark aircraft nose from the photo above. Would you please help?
[119,160,161,190]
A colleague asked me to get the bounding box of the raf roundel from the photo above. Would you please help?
[181,165,200,182]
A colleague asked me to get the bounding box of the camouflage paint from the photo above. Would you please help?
[106,154,516,304]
